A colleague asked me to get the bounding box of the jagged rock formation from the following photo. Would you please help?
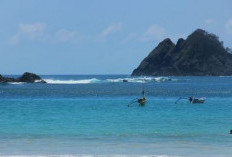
[132,29,232,76]
[0,72,46,83]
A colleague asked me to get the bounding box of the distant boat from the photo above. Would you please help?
[175,96,206,104]
[189,97,205,103]
[128,82,146,107]
[122,79,128,82]
[138,97,146,106]
[138,84,146,106]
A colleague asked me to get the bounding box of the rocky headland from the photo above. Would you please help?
[0,72,46,83]
[132,29,232,76]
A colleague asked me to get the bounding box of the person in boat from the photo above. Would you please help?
[189,96,205,103]
[175,96,205,104]
[138,97,146,106]
[230,130,232,134]
[138,89,146,106]
[127,86,146,107]
[128,97,146,107]
[189,96,193,102]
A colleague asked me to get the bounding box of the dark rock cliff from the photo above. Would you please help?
[0,72,46,83]
[132,29,232,76]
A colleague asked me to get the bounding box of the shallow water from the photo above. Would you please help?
[0,75,232,156]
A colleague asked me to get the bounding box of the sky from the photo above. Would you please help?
[0,0,232,74]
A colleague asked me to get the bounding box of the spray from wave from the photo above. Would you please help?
[107,77,177,83]
[44,78,101,84]
[8,82,25,85]
[44,77,177,84]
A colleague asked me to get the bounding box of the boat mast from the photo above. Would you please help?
[142,79,145,98]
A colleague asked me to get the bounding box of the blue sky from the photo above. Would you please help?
[0,0,232,74]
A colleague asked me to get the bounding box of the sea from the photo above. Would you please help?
[0,75,232,157]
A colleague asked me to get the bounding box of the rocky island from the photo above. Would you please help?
[0,72,46,83]
[132,29,232,76]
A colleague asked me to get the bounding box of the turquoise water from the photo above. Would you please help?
[0,75,232,156]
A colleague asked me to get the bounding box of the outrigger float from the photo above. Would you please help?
[175,96,206,104]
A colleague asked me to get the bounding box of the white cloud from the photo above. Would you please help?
[100,23,122,37]
[55,29,77,42]
[19,23,46,36]
[8,23,80,44]
[205,19,214,25]
[9,22,124,44]
[225,19,232,34]
[140,24,166,42]
[94,23,123,42]
[8,23,47,45]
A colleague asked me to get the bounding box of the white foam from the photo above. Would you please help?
[153,77,173,82]
[8,82,24,85]
[43,77,177,84]
[107,77,176,83]
[44,78,101,84]
[34,80,44,83]
[3,79,43,85]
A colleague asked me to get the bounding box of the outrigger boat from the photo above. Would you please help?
[128,84,146,107]
[175,96,206,104]
[138,89,146,106]
[189,96,205,103]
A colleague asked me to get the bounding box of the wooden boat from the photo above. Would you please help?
[175,97,206,104]
[138,97,146,106]
[189,97,205,103]
[128,81,146,107]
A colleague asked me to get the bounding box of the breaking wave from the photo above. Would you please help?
[107,77,176,83]
[8,82,25,85]
[44,78,102,84]
[44,77,177,84]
